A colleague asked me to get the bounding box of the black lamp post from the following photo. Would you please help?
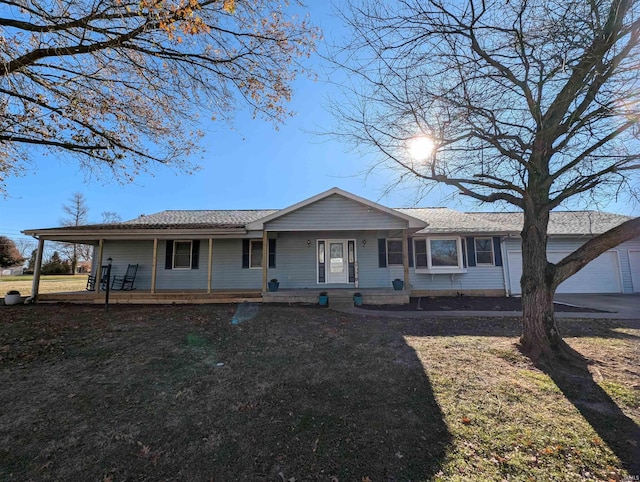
[105,257,113,312]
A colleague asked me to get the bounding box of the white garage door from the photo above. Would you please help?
[630,250,640,293]
[507,250,622,294]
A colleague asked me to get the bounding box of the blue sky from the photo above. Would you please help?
[1,3,637,250]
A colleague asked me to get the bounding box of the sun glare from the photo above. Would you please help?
[407,136,435,162]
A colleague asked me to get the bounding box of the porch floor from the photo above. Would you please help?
[35,288,410,305]
[37,289,262,305]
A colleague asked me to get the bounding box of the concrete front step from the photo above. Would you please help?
[263,289,409,305]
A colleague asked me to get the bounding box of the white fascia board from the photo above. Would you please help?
[21,227,247,241]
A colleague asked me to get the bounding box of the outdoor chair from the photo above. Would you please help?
[111,264,138,291]
[86,265,109,291]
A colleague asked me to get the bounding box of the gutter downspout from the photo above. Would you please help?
[501,235,511,297]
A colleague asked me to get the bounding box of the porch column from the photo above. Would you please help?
[151,238,158,294]
[262,231,268,292]
[207,238,213,294]
[402,229,410,292]
[96,239,104,293]
[30,237,45,301]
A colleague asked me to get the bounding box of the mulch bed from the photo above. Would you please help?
[359,296,608,313]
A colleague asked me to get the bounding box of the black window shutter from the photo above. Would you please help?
[348,240,355,282]
[191,240,200,269]
[378,239,387,268]
[466,237,476,267]
[408,238,414,267]
[268,239,276,268]
[242,239,250,269]
[165,240,174,269]
[493,237,503,266]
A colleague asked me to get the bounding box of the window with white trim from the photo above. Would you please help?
[173,241,192,269]
[474,237,495,265]
[414,237,465,271]
[430,238,459,267]
[387,239,403,265]
[415,238,428,268]
[250,239,263,268]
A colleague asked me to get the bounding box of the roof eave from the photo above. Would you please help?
[21,226,247,242]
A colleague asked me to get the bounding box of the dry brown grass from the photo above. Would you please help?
[0,304,637,480]
[0,275,88,295]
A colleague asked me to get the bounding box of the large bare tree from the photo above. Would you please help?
[0,0,318,193]
[331,0,640,360]
[59,192,90,273]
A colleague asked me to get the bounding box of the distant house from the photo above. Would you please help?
[76,261,92,274]
[1,267,24,277]
[22,187,640,304]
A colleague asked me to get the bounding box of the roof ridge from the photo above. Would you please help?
[394,206,451,210]
[153,208,278,212]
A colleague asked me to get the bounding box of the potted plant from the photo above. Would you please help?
[353,292,363,307]
[4,290,22,305]
[392,278,404,291]
[318,291,329,306]
[268,279,279,292]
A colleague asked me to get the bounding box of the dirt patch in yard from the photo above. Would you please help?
[359,296,608,312]
[0,304,637,480]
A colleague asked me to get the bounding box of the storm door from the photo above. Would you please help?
[327,240,347,284]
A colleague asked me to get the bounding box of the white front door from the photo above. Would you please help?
[327,240,348,284]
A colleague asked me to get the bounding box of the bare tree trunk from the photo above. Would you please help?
[71,245,78,274]
[519,204,571,360]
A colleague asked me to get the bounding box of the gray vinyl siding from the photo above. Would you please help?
[266,194,408,231]
[211,239,262,289]
[268,232,506,290]
[504,236,640,294]
[408,265,505,292]
[406,235,506,292]
[101,240,209,291]
[156,240,208,290]
[261,231,395,289]
[357,236,398,288]
[101,241,154,290]
[99,233,639,293]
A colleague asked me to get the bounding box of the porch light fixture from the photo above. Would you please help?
[362,239,367,247]
[307,239,311,247]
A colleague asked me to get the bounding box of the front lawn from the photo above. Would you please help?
[0,274,88,295]
[0,305,637,480]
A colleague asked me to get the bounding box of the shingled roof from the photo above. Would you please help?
[121,209,278,228]
[111,207,631,235]
[23,199,633,237]
[397,208,633,235]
